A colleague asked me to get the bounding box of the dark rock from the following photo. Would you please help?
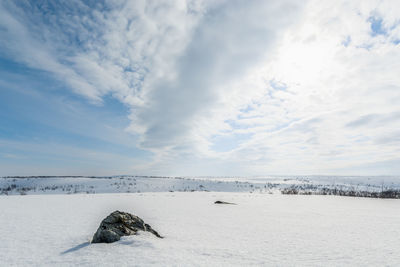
[214,200,236,205]
[92,210,163,243]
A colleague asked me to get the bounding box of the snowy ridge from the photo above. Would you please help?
[0,176,258,195]
[1,175,400,197]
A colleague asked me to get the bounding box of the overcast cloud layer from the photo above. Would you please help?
[0,0,400,176]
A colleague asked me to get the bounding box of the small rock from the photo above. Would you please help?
[214,200,236,205]
[92,210,163,243]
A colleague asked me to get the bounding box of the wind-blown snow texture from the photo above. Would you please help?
[1,192,400,266]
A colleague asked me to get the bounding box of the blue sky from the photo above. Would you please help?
[0,56,150,175]
[1,0,400,176]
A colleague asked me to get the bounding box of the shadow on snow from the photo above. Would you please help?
[61,242,90,255]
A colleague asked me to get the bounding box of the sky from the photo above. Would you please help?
[0,0,400,176]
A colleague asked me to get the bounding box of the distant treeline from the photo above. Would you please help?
[281,186,400,199]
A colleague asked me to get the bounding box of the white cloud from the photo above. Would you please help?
[210,0,400,175]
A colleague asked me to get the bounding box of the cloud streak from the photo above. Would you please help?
[133,0,302,151]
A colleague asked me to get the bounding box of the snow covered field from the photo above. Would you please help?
[0,176,263,195]
[1,192,400,266]
[1,175,400,196]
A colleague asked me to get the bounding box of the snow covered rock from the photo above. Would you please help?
[92,210,163,243]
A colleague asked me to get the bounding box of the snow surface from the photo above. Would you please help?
[1,192,400,266]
